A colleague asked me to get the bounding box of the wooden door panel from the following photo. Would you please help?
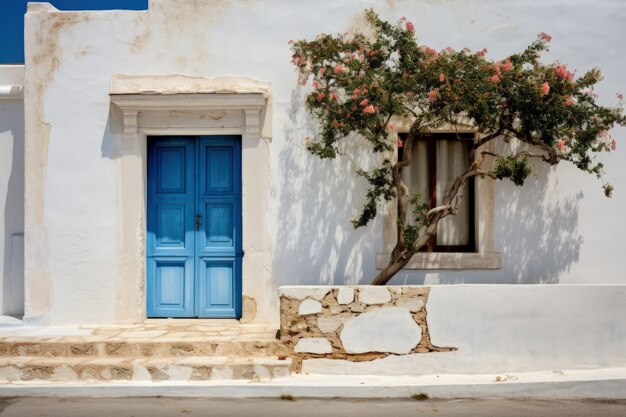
[147,138,195,317]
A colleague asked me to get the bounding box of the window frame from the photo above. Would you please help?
[376,120,501,270]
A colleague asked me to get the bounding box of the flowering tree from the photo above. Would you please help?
[290,10,625,285]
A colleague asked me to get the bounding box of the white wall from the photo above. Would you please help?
[22,0,626,324]
[302,285,626,374]
[0,66,24,318]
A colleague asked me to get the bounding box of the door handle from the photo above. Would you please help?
[195,214,203,230]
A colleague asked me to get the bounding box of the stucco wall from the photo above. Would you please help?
[0,66,24,318]
[300,285,626,375]
[21,0,626,324]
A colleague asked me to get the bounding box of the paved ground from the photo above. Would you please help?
[0,319,279,343]
[0,397,624,417]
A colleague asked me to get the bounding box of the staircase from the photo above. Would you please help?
[0,321,292,383]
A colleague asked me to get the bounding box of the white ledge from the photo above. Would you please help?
[376,252,501,270]
[110,74,271,97]
[0,85,23,100]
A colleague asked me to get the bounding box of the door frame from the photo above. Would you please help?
[110,81,272,323]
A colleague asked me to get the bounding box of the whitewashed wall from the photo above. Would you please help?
[21,0,626,324]
[0,66,24,318]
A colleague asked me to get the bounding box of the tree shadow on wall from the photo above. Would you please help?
[390,163,584,285]
[272,88,381,287]
[489,165,584,284]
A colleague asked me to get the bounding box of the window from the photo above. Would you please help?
[377,126,501,270]
[400,132,475,252]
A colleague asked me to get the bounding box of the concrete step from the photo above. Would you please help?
[0,339,289,358]
[0,356,292,382]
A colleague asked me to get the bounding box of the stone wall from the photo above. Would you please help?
[279,286,454,366]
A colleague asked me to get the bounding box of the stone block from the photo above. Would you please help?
[294,337,333,354]
[340,307,421,354]
[337,288,355,304]
[358,287,392,305]
[317,317,343,333]
[350,303,366,313]
[396,298,424,313]
[281,287,331,301]
[298,299,322,315]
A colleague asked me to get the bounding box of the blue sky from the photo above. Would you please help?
[1,0,148,64]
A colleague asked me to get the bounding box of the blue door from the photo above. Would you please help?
[147,136,242,318]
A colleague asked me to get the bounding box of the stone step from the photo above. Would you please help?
[0,339,289,358]
[0,356,292,382]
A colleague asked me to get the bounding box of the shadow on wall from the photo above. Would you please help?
[490,167,583,284]
[389,162,583,285]
[1,100,25,317]
[272,88,381,287]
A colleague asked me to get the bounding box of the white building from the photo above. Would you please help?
[0,0,625,380]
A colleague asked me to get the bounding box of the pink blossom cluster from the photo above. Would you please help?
[291,54,306,66]
[554,64,574,82]
[564,95,574,106]
[423,47,438,57]
[362,105,376,114]
[538,32,552,42]
[488,58,512,84]
[400,16,415,32]
[428,88,439,104]
[540,82,550,96]
[502,58,513,72]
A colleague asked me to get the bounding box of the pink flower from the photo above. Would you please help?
[312,81,321,89]
[476,48,488,57]
[492,63,502,76]
[489,75,500,83]
[611,139,617,151]
[538,32,552,42]
[564,95,574,106]
[439,73,445,82]
[555,65,574,82]
[362,104,376,114]
[397,137,404,148]
[316,92,325,101]
[502,58,513,72]
[318,67,326,76]
[557,139,566,151]
[428,88,439,104]
[406,21,415,32]
[333,64,344,74]
[424,47,438,57]
[359,98,369,106]
[329,91,336,101]
[540,82,550,96]
[400,16,407,22]
[617,92,624,100]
